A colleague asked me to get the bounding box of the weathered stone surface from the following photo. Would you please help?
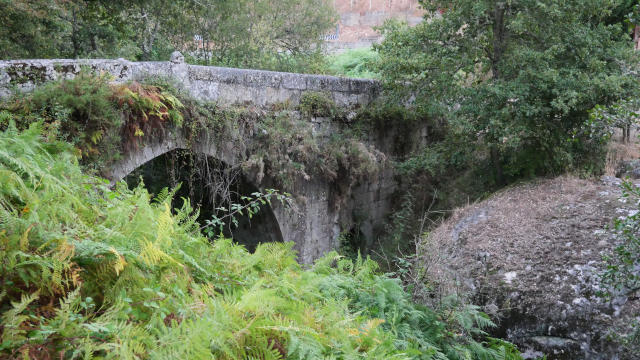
[416,176,640,359]
[170,51,185,64]
[0,58,380,109]
[0,58,389,265]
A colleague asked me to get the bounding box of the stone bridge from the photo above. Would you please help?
[0,54,396,264]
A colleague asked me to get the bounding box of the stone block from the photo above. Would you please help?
[190,80,220,102]
[349,78,374,93]
[330,76,351,92]
[332,91,360,107]
[265,87,294,105]
[306,76,333,91]
[243,70,282,88]
[282,73,307,90]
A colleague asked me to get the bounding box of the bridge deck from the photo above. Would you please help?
[0,57,380,108]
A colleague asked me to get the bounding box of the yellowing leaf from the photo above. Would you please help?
[19,224,35,252]
[109,247,127,275]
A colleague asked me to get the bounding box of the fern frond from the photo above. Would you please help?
[1,291,40,343]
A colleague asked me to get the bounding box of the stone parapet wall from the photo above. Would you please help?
[0,57,380,108]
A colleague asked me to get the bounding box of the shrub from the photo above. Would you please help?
[599,180,640,354]
[1,72,185,169]
[327,47,381,79]
[298,91,339,118]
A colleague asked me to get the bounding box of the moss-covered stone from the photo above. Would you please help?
[5,63,49,85]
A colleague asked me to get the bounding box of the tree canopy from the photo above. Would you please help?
[376,0,640,182]
[0,0,336,73]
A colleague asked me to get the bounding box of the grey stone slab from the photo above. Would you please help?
[282,73,307,90]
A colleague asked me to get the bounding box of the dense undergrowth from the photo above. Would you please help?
[0,125,521,359]
[0,72,185,171]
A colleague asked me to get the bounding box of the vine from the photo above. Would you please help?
[201,189,291,238]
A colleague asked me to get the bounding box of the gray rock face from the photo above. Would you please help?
[416,176,640,359]
[170,51,185,64]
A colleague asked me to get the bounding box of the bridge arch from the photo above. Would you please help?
[108,130,285,251]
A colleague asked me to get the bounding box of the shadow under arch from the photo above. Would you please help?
[108,133,284,252]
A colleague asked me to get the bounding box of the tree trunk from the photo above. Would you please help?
[71,7,80,58]
[91,35,98,53]
[139,7,159,61]
[491,146,505,186]
[490,2,507,184]
[635,25,640,51]
[491,2,506,79]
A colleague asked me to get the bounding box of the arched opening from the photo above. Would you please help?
[338,227,366,260]
[125,148,283,252]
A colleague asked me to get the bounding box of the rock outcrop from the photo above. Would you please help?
[616,159,640,179]
[416,176,640,359]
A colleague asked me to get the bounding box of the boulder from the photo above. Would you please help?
[616,159,640,179]
[415,176,640,359]
[170,51,185,64]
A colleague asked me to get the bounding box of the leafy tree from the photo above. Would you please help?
[60,0,139,59]
[183,0,337,72]
[0,0,144,59]
[124,0,194,61]
[0,0,67,59]
[376,0,640,183]
[0,0,336,72]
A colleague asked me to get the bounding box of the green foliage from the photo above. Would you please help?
[1,71,122,166]
[355,102,423,156]
[0,0,139,60]
[245,111,324,188]
[589,98,640,144]
[327,48,381,79]
[1,72,185,169]
[177,0,337,72]
[246,110,383,189]
[599,179,640,353]
[0,0,65,59]
[601,180,640,297]
[0,125,519,358]
[619,1,640,27]
[377,0,640,182]
[182,0,336,73]
[314,255,523,360]
[298,92,340,118]
[112,81,185,147]
[0,0,336,74]
[202,189,290,238]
